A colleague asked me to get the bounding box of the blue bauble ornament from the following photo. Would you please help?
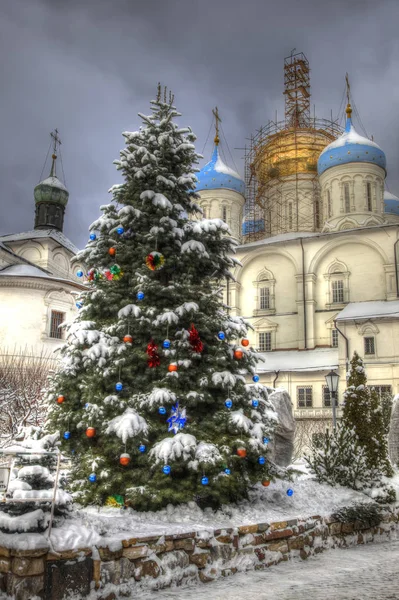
[252,399,259,408]
[76,270,84,278]
[287,488,294,497]
[225,399,233,409]
[253,374,260,383]
[76,301,83,309]
[88,473,97,482]
[116,226,124,235]
[115,382,123,392]
[84,403,89,409]
[224,468,231,475]
[137,291,145,301]
[263,437,270,444]
[63,431,71,440]
[201,476,209,485]
[159,406,166,415]
[163,339,171,349]
[139,444,146,453]
[217,331,225,340]
[162,465,171,475]
[258,456,266,465]
[89,233,96,241]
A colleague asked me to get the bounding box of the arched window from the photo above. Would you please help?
[327,190,332,218]
[344,183,350,213]
[366,182,372,211]
[222,206,227,222]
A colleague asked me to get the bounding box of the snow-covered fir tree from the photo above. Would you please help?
[45,87,279,511]
[342,351,393,477]
[0,426,71,533]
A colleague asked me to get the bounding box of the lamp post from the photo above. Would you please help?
[325,370,340,429]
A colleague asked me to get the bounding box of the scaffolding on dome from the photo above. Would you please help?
[242,52,342,243]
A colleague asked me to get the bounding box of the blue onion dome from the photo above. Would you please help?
[384,191,399,216]
[34,154,69,207]
[318,104,386,176]
[196,145,245,195]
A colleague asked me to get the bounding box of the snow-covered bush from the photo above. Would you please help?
[0,426,72,533]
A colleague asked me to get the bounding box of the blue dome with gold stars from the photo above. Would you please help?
[318,105,386,176]
[196,146,245,195]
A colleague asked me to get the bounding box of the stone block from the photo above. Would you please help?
[11,547,49,558]
[46,548,91,561]
[238,524,259,535]
[135,559,161,579]
[159,550,189,570]
[267,541,288,553]
[12,557,45,576]
[98,546,123,561]
[328,522,342,535]
[270,520,288,531]
[122,537,138,548]
[196,539,212,549]
[210,545,235,561]
[199,568,217,583]
[173,538,195,552]
[149,540,174,554]
[0,547,10,558]
[264,528,294,541]
[288,536,306,551]
[215,533,234,544]
[101,560,122,585]
[0,558,11,573]
[45,556,92,600]
[257,522,269,532]
[7,573,44,600]
[300,548,310,560]
[122,545,148,560]
[341,522,354,534]
[189,551,210,568]
[165,531,195,541]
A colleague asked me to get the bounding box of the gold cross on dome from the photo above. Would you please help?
[212,107,222,145]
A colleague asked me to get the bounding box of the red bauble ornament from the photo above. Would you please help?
[262,480,271,487]
[237,448,247,457]
[168,363,178,372]
[189,323,204,353]
[234,349,244,360]
[147,340,160,368]
[57,395,65,404]
[109,247,116,257]
[241,339,249,347]
[86,427,96,438]
[123,334,133,344]
[119,453,131,466]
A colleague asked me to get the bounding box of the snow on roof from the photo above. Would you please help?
[214,152,242,179]
[38,176,68,192]
[0,264,51,278]
[237,231,320,249]
[256,348,338,373]
[324,123,382,152]
[336,301,399,321]
[0,229,79,255]
[384,191,399,202]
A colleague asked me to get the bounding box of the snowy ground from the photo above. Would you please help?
[47,464,399,552]
[137,539,399,600]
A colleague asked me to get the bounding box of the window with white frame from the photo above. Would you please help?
[259,331,272,352]
[344,183,350,213]
[297,387,313,408]
[364,336,375,355]
[371,385,392,399]
[322,385,338,407]
[331,328,339,347]
[332,280,344,303]
[366,182,372,211]
[259,287,270,310]
[49,310,65,339]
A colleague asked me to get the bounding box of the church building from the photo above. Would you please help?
[195,53,399,430]
[0,132,85,356]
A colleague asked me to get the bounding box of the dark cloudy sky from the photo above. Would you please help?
[1,0,399,248]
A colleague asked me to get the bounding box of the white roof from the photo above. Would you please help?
[324,122,382,152]
[214,153,243,180]
[256,348,338,373]
[0,264,51,278]
[238,231,320,249]
[336,301,399,321]
[0,230,79,255]
[38,176,68,192]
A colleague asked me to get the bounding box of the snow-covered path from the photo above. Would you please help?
[140,540,399,600]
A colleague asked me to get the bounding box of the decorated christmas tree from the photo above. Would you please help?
[342,351,393,477]
[45,87,280,511]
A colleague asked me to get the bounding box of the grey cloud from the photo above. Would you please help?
[1,0,398,248]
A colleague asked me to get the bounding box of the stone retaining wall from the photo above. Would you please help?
[1,506,399,600]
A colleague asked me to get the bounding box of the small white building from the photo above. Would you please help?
[0,139,84,356]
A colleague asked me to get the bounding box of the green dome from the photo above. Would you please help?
[34,176,69,207]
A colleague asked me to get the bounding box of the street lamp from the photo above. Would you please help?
[325,370,340,429]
